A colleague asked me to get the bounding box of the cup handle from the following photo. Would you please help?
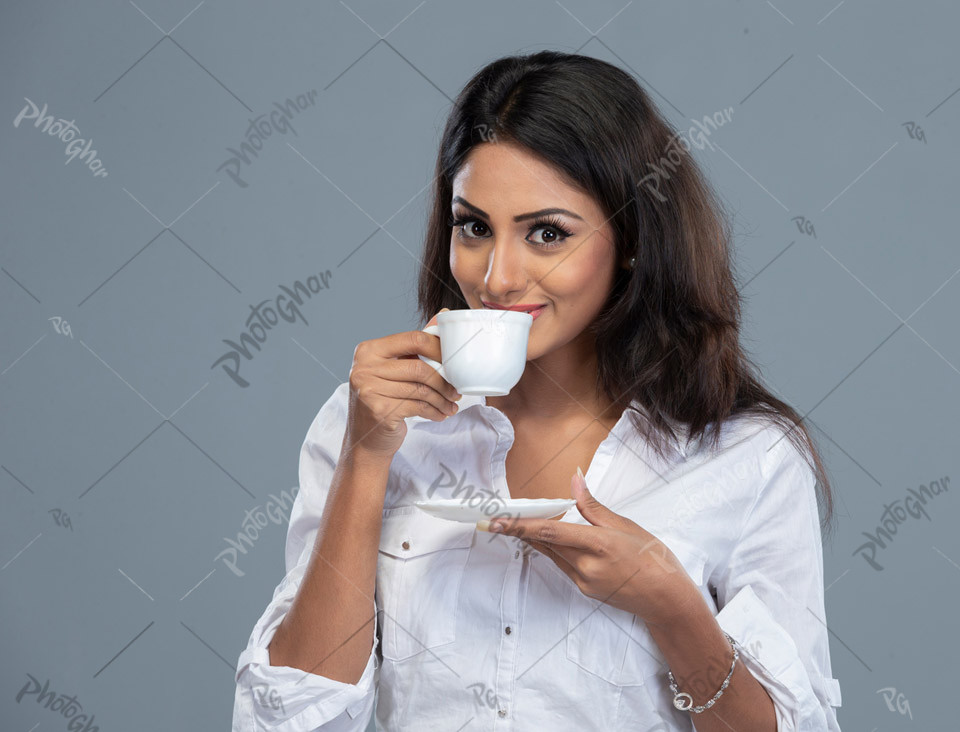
[417,324,446,379]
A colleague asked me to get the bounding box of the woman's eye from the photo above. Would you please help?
[450,216,489,239]
[461,221,488,238]
[528,227,561,246]
[450,214,569,248]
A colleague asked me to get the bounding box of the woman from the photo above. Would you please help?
[233,51,842,731]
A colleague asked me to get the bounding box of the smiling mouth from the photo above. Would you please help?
[481,301,547,314]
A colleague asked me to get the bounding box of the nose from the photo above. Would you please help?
[484,236,528,299]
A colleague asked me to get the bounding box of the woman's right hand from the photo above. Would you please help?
[344,309,462,460]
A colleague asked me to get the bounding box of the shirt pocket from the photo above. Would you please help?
[565,536,709,687]
[376,506,476,662]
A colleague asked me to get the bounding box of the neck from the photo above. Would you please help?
[485,330,621,423]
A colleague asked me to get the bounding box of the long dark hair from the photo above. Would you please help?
[416,50,835,536]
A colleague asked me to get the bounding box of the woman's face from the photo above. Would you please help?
[449,140,622,361]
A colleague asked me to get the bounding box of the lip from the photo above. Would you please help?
[481,300,547,314]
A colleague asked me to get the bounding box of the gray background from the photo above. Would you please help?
[1,1,957,730]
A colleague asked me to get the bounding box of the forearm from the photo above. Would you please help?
[268,447,391,685]
[645,584,777,732]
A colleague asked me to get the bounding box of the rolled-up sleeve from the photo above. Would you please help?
[232,381,380,731]
[712,438,843,732]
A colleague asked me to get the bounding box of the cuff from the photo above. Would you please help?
[715,585,842,732]
[235,643,377,730]
[233,566,378,730]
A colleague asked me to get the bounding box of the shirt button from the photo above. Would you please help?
[498,709,507,717]
[514,550,520,559]
[504,626,512,635]
[401,541,410,550]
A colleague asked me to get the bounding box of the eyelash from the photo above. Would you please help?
[447,211,573,248]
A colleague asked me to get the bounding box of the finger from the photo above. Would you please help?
[426,308,450,328]
[371,374,460,418]
[378,357,462,405]
[398,308,449,360]
[372,327,443,363]
[491,516,598,551]
[522,538,582,583]
[572,469,634,531]
[528,537,590,570]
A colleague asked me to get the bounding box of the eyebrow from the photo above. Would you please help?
[451,196,584,223]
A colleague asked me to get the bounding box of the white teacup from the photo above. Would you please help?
[418,309,533,396]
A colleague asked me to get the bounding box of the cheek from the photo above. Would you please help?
[450,241,494,278]
[583,237,618,291]
[544,248,611,298]
[449,241,468,279]
[449,245,487,297]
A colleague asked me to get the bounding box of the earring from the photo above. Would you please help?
[628,256,636,269]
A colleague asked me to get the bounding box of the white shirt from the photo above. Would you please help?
[232,380,842,731]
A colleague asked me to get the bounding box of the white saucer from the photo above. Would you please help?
[413,498,576,523]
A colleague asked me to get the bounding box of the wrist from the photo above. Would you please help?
[645,575,708,631]
[340,443,395,473]
[326,444,394,516]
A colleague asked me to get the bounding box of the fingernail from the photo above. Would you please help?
[476,520,490,532]
[576,465,585,481]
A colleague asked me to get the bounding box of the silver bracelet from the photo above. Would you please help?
[667,632,739,713]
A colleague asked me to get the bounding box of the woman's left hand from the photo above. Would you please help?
[479,469,702,627]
